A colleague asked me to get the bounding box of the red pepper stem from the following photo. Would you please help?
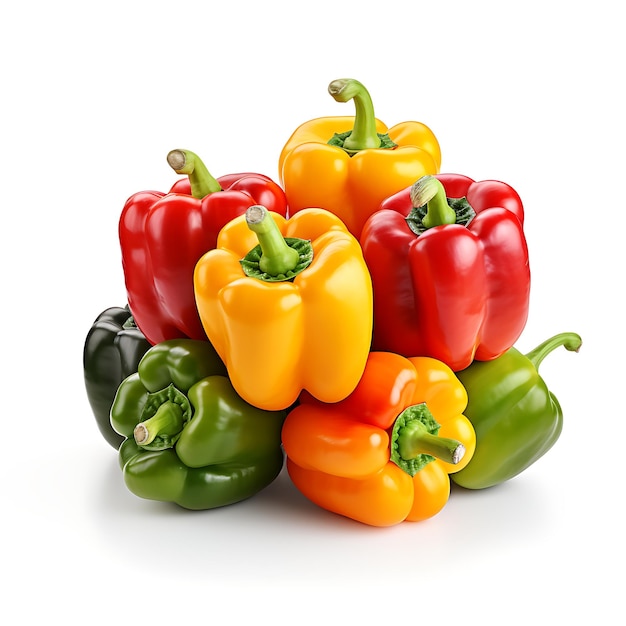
[524,332,582,370]
[133,401,184,447]
[410,175,457,228]
[245,205,300,276]
[328,78,381,152]
[166,149,222,199]
[397,419,466,465]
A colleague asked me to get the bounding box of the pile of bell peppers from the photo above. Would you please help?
[83,77,581,526]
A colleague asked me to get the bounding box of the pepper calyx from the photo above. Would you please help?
[390,403,465,476]
[134,383,193,451]
[240,205,313,282]
[406,175,475,236]
[328,130,397,155]
[121,305,139,330]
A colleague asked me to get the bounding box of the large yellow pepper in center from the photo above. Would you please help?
[193,205,373,411]
[278,78,442,238]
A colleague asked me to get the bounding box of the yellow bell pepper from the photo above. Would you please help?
[278,78,442,238]
[193,205,373,411]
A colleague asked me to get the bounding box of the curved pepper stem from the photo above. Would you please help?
[525,332,583,370]
[134,401,184,447]
[328,78,392,153]
[328,78,379,151]
[390,403,465,476]
[167,149,222,198]
[410,175,457,229]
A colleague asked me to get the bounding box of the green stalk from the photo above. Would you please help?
[245,205,301,277]
[525,332,583,370]
[409,175,457,228]
[167,149,222,198]
[390,403,465,476]
[397,419,465,464]
[134,401,184,447]
[328,78,383,152]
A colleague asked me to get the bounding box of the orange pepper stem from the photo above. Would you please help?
[409,175,457,229]
[166,149,222,198]
[391,403,465,477]
[328,78,382,152]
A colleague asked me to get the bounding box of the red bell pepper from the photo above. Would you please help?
[119,149,288,345]
[360,173,529,371]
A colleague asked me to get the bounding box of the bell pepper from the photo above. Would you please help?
[451,332,582,490]
[111,339,286,510]
[193,205,373,411]
[83,305,151,449]
[282,352,476,527]
[119,148,288,345]
[278,78,441,238]
[360,173,530,372]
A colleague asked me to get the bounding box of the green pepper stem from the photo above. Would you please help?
[525,332,582,370]
[134,401,184,446]
[397,419,466,465]
[328,78,381,152]
[409,175,457,228]
[245,205,300,276]
[166,149,222,198]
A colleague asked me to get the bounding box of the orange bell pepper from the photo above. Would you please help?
[282,352,476,527]
[193,205,373,411]
[278,78,441,238]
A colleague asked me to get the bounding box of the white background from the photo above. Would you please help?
[2,1,623,623]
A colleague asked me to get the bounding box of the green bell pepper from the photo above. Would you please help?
[111,338,286,510]
[83,305,151,449]
[451,331,582,490]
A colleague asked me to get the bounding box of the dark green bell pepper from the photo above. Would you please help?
[451,331,582,490]
[111,338,287,510]
[83,306,151,449]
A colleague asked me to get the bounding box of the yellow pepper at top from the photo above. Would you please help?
[193,205,373,412]
[278,78,442,238]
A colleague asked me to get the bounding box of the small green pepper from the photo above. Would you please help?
[83,306,151,449]
[451,332,582,490]
[111,339,286,510]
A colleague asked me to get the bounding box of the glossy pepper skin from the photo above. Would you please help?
[119,149,288,345]
[282,352,476,527]
[194,205,373,412]
[452,332,582,490]
[361,173,530,372]
[279,78,441,238]
[111,339,286,510]
[83,305,151,449]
